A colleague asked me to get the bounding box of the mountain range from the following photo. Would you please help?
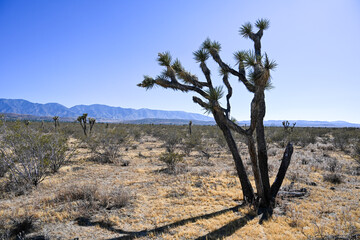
[0,98,212,122]
[0,99,359,127]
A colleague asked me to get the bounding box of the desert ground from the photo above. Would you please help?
[0,122,359,239]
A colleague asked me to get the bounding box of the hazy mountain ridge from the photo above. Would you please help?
[1,99,359,127]
[0,98,213,121]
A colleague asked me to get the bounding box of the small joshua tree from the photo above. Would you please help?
[138,19,294,217]
[77,113,88,136]
[88,117,96,135]
[188,120,192,135]
[77,114,96,136]
[53,116,60,130]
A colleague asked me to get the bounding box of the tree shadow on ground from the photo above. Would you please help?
[75,202,252,240]
[194,213,255,240]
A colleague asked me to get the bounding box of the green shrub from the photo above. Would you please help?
[86,127,128,163]
[0,122,70,189]
[182,133,202,156]
[159,152,184,173]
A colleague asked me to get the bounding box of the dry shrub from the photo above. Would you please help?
[97,187,130,209]
[317,143,335,151]
[267,147,277,156]
[55,184,130,212]
[9,215,35,239]
[0,215,36,240]
[0,160,8,178]
[354,142,360,163]
[323,173,343,184]
[55,184,97,203]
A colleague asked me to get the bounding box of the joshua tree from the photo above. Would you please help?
[53,116,60,130]
[77,114,96,136]
[77,113,88,136]
[138,19,294,217]
[88,117,96,135]
[188,120,192,135]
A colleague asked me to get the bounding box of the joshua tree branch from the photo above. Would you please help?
[270,143,294,200]
[209,51,256,92]
[222,73,232,119]
[153,78,209,99]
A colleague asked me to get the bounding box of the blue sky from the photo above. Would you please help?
[0,0,359,123]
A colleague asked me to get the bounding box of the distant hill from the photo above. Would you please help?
[1,99,359,127]
[0,98,213,122]
[123,118,215,125]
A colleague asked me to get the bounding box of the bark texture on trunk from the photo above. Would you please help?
[214,112,255,203]
[246,135,263,199]
[255,90,271,208]
[270,143,294,200]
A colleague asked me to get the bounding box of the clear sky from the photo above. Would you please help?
[1,0,359,123]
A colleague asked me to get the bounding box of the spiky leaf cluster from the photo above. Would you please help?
[206,86,224,102]
[243,51,258,67]
[171,59,183,73]
[219,68,229,77]
[239,22,253,38]
[255,18,270,30]
[137,76,156,89]
[157,52,172,66]
[264,53,277,70]
[193,49,209,63]
[233,51,247,65]
[201,38,221,52]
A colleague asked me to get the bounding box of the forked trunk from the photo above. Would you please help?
[214,112,255,203]
[246,135,263,200]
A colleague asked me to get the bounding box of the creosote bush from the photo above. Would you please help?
[182,132,203,156]
[86,127,128,163]
[159,151,184,173]
[0,121,71,191]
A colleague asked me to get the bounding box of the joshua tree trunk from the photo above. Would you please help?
[246,135,263,201]
[255,89,271,209]
[214,112,255,203]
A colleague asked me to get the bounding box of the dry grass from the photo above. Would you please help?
[0,124,359,239]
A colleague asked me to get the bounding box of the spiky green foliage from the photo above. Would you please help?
[172,59,183,73]
[211,41,221,52]
[239,22,253,38]
[201,38,221,52]
[264,53,277,70]
[206,86,224,102]
[243,51,257,67]
[157,52,172,67]
[219,68,228,77]
[255,18,270,30]
[233,51,247,65]
[137,76,156,89]
[202,38,212,50]
[174,66,198,84]
[193,49,209,63]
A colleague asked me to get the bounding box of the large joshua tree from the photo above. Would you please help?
[138,19,293,216]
